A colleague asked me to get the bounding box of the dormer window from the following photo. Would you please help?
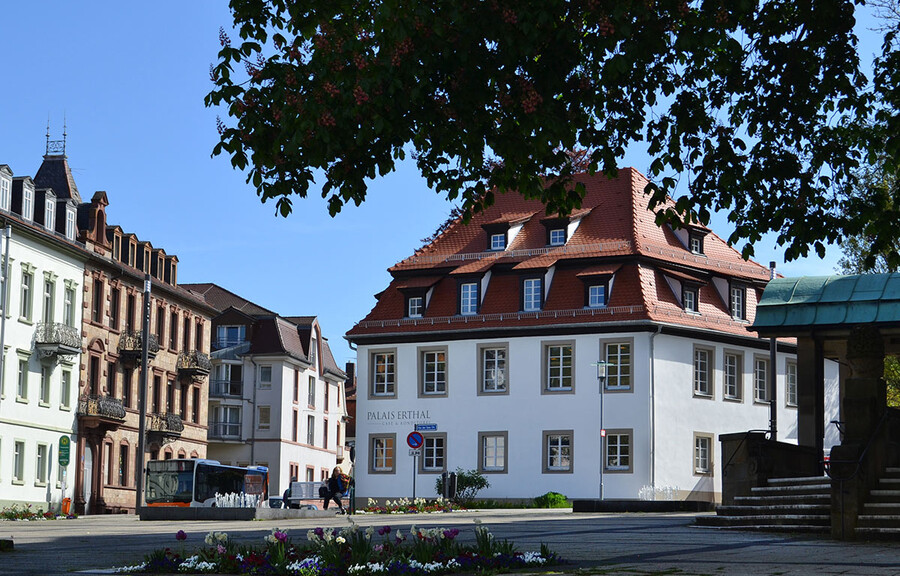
[490,233,506,251]
[0,173,10,211]
[549,228,566,246]
[683,284,699,313]
[689,233,704,255]
[459,282,479,315]
[407,295,424,318]
[128,241,136,267]
[22,185,33,221]
[730,284,746,320]
[522,277,543,312]
[65,208,75,240]
[113,235,121,260]
[588,283,607,308]
[44,198,55,231]
[482,223,510,252]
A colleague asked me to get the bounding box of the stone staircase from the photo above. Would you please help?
[696,476,831,532]
[854,467,900,539]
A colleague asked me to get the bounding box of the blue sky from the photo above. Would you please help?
[0,2,878,367]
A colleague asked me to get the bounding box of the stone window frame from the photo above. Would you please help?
[369,348,398,400]
[693,432,714,476]
[419,432,448,474]
[542,340,575,394]
[692,345,714,399]
[602,338,634,393]
[542,429,574,474]
[753,355,770,404]
[785,359,798,408]
[369,433,397,474]
[477,343,510,396]
[604,428,633,473]
[722,349,744,402]
[418,345,448,398]
[478,431,508,474]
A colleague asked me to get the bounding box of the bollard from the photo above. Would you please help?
[448,471,457,500]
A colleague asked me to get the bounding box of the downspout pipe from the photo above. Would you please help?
[249,355,258,466]
[769,261,777,441]
[649,323,662,493]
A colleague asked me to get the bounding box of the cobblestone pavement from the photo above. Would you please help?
[1,510,898,575]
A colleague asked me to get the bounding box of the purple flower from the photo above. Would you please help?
[217,544,226,554]
[175,530,187,541]
[314,527,325,538]
[377,526,392,536]
[274,531,288,543]
[443,529,459,540]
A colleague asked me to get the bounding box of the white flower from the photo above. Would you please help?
[114,562,147,573]
[336,536,346,544]
[522,551,548,565]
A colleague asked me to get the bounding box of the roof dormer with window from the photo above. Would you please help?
[671,224,711,256]
[12,176,36,222]
[0,165,12,212]
[482,223,510,252]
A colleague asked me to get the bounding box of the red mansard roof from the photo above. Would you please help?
[347,169,772,341]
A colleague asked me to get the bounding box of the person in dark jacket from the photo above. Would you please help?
[323,466,348,514]
[282,477,297,509]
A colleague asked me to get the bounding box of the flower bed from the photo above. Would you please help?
[0,503,77,521]
[114,520,559,575]
[362,497,458,514]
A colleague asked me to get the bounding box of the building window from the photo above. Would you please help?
[407,295,424,318]
[64,287,75,327]
[689,233,704,254]
[478,431,508,473]
[604,341,632,390]
[22,186,33,221]
[293,369,299,403]
[125,293,135,331]
[60,369,71,409]
[754,357,769,403]
[0,175,9,211]
[730,285,746,320]
[421,434,446,472]
[480,346,507,394]
[544,343,573,391]
[324,383,330,412]
[119,444,129,486]
[169,311,178,349]
[36,443,48,484]
[693,347,713,397]
[786,360,798,407]
[694,434,713,474]
[724,352,743,401]
[459,282,479,315]
[109,287,120,330]
[183,318,191,353]
[549,228,566,246]
[371,351,396,397]
[156,305,165,340]
[192,386,200,423]
[39,366,50,405]
[122,367,133,408]
[17,359,27,400]
[420,349,447,396]
[543,431,573,473]
[307,415,315,445]
[490,233,506,251]
[13,440,24,483]
[292,410,298,442]
[522,278,542,312]
[588,284,607,308]
[43,279,54,323]
[683,284,699,313]
[258,405,271,430]
[258,365,272,388]
[605,430,632,472]
[323,418,329,449]
[308,376,316,407]
[370,434,396,473]
[195,320,204,351]
[216,325,246,348]
[20,269,33,320]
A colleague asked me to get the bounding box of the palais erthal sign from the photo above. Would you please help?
[366,409,432,427]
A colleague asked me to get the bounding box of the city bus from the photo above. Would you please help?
[145,459,268,507]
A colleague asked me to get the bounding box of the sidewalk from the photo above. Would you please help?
[0,510,897,575]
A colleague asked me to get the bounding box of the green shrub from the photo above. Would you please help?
[434,468,490,504]
[532,492,569,508]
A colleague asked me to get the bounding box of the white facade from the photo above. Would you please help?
[355,331,839,502]
[0,220,85,509]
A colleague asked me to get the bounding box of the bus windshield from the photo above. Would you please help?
[146,459,196,505]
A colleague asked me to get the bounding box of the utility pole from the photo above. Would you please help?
[134,274,151,513]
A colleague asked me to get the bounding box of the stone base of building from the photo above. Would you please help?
[572,499,715,513]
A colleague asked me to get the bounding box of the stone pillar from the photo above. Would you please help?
[73,433,87,515]
[797,336,825,465]
[88,432,106,515]
[830,325,886,539]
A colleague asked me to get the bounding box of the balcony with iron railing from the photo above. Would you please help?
[208,421,242,441]
[77,394,126,425]
[209,379,243,398]
[34,322,82,359]
[117,331,159,362]
[176,350,212,379]
[212,337,249,351]
[147,412,184,445]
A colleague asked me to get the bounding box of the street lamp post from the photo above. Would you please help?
[595,361,608,501]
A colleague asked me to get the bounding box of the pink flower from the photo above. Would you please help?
[217,544,226,554]
[274,531,287,543]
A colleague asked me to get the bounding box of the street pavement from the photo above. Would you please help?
[1,509,898,575]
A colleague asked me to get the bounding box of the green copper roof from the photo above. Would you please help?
[752,273,900,332]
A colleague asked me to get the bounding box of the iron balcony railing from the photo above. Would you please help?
[77,394,126,421]
[212,338,249,350]
[148,412,184,434]
[208,421,242,440]
[34,322,81,351]
[176,350,212,376]
[209,379,243,398]
[117,331,160,357]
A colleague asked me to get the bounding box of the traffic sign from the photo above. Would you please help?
[600,429,607,438]
[407,431,424,449]
[409,449,422,456]
[415,423,437,431]
[58,435,70,466]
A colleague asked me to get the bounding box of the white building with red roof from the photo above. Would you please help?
[346,169,838,503]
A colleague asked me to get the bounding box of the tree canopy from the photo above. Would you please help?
[207,0,899,261]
